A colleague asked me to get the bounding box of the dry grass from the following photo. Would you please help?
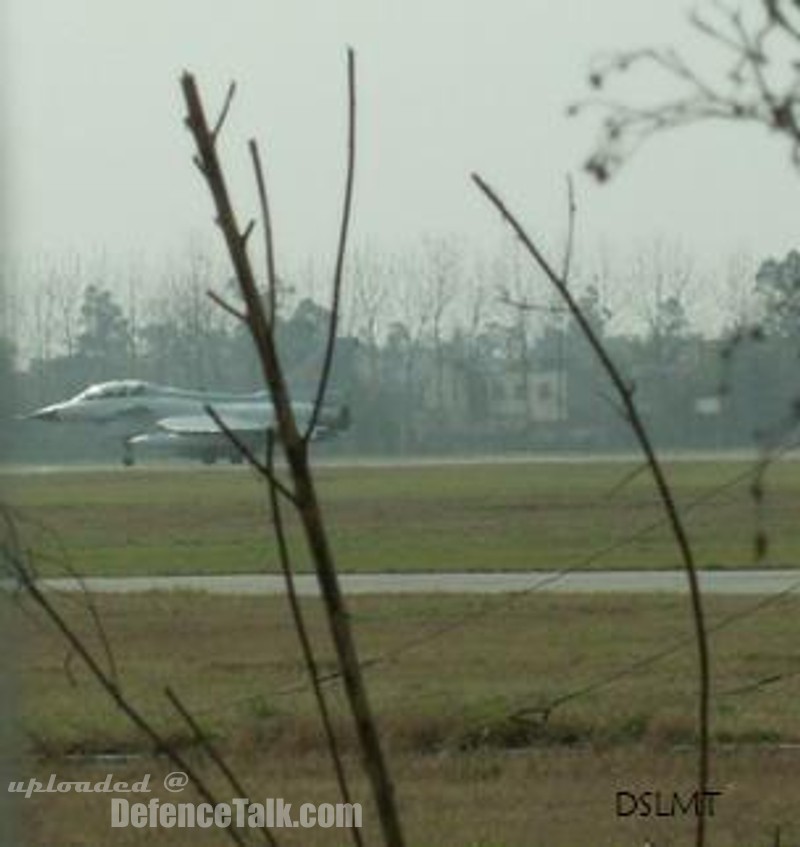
[17,746,800,846]
[9,589,800,845]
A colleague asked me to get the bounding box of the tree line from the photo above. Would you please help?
[1,242,798,460]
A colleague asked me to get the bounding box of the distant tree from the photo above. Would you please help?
[139,254,239,389]
[0,337,17,416]
[574,284,611,339]
[76,285,132,379]
[573,1,800,451]
[646,294,692,368]
[754,248,800,336]
[563,285,615,439]
[28,276,62,398]
[720,251,761,333]
[420,239,460,416]
[277,297,332,390]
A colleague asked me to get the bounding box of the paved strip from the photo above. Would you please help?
[34,569,800,596]
[3,449,796,476]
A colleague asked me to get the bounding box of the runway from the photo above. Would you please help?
[35,569,800,596]
[1,448,791,476]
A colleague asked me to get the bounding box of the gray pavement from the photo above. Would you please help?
[34,569,800,596]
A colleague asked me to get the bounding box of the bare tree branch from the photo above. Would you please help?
[2,502,119,686]
[305,47,356,441]
[202,404,297,503]
[182,55,407,847]
[164,686,277,847]
[0,507,250,847]
[574,2,800,180]
[264,433,364,847]
[560,174,576,282]
[249,141,279,327]
[241,219,256,245]
[472,172,712,847]
[212,81,237,141]
[765,0,800,41]
[181,72,303,453]
[207,289,248,323]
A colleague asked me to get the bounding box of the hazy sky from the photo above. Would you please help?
[6,1,800,275]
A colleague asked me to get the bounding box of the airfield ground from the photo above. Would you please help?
[3,458,800,575]
[10,591,800,845]
[4,458,800,845]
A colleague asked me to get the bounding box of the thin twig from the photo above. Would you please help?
[265,433,364,847]
[242,219,256,245]
[181,72,302,452]
[249,141,279,326]
[305,47,357,441]
[212,82,237,141]
[207,289,248,323]
[560,175,576,283]
[2,503,119,686]
[203,404,296,504]
[765,0,800,41]
[164,686,278,847]
[0,514,247,847]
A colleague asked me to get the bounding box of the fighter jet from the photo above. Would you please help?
[26,380,350,465]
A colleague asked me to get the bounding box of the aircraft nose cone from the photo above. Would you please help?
[27,407,61,422]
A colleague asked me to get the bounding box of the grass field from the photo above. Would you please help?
[3,457,800,576]
[5,457,800,844]
[10,589,800,846]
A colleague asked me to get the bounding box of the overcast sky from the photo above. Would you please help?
[6,1,799,279]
